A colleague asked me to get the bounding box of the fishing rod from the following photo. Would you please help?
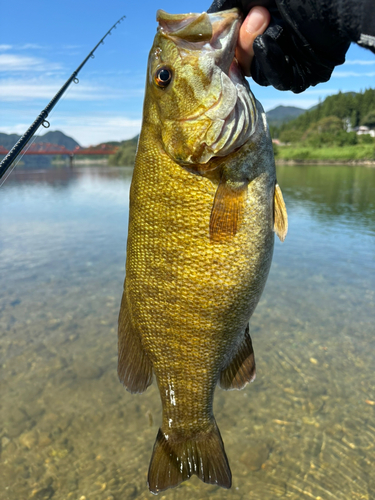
[0,15,126,186]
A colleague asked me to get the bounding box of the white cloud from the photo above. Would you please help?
[19,43,44,50]
[344,59,375,65]
[0,79,140,102]
[62,45,83,50]
[263,99,318,111]
[0,115,141,147]
[0,44,45,52]
[259,92,339,111]
[53,116,142,146]
[0,54,62,72]
[302,88,340,95]
[332,71,375,78]
[0,123,35,136]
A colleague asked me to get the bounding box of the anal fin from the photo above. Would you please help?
[148,423,231,494]
[209,179,247,243]
[274,182,288,242]
[118,291,153,394]
[219,324,256,390]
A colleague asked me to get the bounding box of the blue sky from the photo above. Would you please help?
[1,0,374,146]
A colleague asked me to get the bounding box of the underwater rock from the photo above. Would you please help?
[38,432,52,448]
[30,485,55,499]
[1,436,11,449]
[240,442,271,471]
[19,430,38,449]
[74,361,103,380]
[6,408,31,437]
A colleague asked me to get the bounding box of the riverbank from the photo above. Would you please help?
[276,159,375,166]
[52,158,109,166]
[274,144,375,164]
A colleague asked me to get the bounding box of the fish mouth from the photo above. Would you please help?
[157,8,241,75]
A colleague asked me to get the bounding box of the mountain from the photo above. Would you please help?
[0,130,80,167]
[0,130,80,151]
[36,130,80,149]
[0,133,24,150]
[266,105,306,127]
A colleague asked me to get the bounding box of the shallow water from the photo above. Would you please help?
[0,164,374,500]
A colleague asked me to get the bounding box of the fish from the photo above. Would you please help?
[118,7,288,495]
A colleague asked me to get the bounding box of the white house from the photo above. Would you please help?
[355,125,375,137]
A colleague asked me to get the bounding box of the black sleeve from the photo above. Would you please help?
[208,0,375,93]
[358,0,375,52]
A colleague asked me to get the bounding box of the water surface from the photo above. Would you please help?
[0,164,374,500]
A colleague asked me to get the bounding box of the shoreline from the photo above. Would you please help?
[275,159,375,166]
[52,158,109,166]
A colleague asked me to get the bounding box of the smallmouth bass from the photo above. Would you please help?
[118,8,287,494]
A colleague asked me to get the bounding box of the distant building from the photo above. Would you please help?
[355,126,375,137]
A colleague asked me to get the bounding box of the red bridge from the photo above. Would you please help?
[0,142,119,157]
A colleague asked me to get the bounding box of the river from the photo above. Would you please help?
[0,164,374,500]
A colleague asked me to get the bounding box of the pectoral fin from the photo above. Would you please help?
[209,179,247,243]
[118,291,153,394]
[274,182,288,242]
[219,324,256,390]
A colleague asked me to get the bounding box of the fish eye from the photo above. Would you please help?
[154,66,172,88]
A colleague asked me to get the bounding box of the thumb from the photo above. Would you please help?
[236,6,271,77]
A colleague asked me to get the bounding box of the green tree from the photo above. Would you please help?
[302,116,358,147]
[108,136,138,166]
[279,129,304,144]
[351,109,359,128]
[280,89,375,137]
[361,110,375,128]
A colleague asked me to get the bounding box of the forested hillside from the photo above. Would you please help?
[108,136,138,166]
[272,89,375,162]
[276,89,375,145]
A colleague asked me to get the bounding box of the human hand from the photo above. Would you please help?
[208,0,354,93]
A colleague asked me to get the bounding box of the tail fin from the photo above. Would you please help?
[148,424,231,494]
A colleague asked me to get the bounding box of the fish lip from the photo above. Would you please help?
[208,8,242,49]
[156,9,241,73]
[208,9,242,74]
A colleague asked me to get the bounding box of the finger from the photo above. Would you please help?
[236,6,271,76]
